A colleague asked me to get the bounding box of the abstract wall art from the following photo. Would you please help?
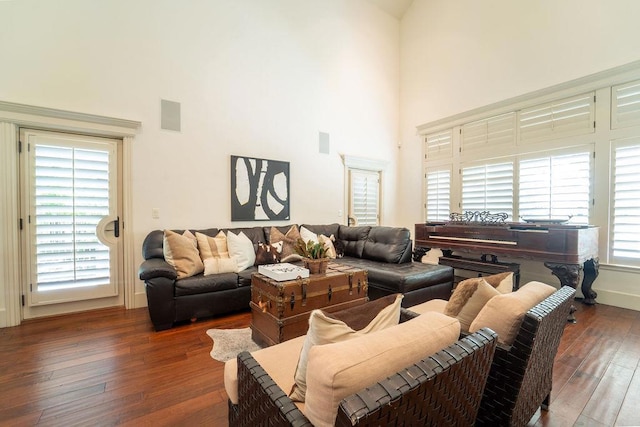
[231,155,290,221]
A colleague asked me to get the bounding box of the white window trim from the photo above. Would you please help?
[341,154,388,225]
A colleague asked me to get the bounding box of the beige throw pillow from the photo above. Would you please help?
[469,281,557,345]
[318,234,337,259]
[444,277,500,332]
[289,294,403,402]
[163,229,204,279]
[270,225,302,262]
[484,272,515,293]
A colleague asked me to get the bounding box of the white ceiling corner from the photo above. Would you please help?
[365,0,414,20]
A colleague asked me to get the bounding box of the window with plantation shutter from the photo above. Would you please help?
[349,169,380,226]
[519,93,595,143]
[519,149,591,224]
[612,80,640,129]
[424,130,452,159]
[461,161,514,220]
[425,168,451,221]
[611,139,640,263]
[33,144,111,291]
[461,112,516,152]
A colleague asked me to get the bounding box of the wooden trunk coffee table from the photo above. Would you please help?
[250,263,368,347]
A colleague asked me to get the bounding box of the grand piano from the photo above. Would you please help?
[415,221,599,305]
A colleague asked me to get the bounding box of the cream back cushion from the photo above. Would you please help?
[303,312,460,427]
[289,294,402,402]
[469,281,557,345]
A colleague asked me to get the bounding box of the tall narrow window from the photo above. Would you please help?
[426,168,450,221]
[611,140,640,263]
[519,150,592,223]
[461,161,514,219]
[349,169,380,226]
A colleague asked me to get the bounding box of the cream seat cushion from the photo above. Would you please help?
[304,311,460,427]
[469,281,557,345]
[224,335,306,406]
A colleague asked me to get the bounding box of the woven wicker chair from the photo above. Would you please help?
[474,285,576,426]
[228,310,498,427]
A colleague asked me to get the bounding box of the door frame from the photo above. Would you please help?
[0,101,140,327]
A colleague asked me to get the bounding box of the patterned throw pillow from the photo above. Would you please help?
[196,231,237,275]
[270,225,302,262]
[254,242,282,265]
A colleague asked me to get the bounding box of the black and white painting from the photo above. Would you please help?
[231,155,290,221]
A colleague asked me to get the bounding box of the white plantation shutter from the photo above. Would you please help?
[519,150,591,224]
[461,161,514,220]
[350,169,380,226]
[426,168,451,221]
[611,139,640,262]
[424,130,452,159]
[612,80,640,129]
[461,112,516,152]
[519,93,595,143]
[34,144,111,291]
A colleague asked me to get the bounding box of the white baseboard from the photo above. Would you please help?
[134,291,148,308]
[591,288,640,311]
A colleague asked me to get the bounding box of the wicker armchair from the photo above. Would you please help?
[228,326,498,427]
[474,285,576,426]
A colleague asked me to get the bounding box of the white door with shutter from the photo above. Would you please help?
[20,129,122,317]
[348,169,380,226]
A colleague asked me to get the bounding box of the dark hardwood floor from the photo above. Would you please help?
[1,300,639,426]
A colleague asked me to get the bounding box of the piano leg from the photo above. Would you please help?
[413,246,429,262]
[543,262,581,288]
[544,262,582,323]
[581,258,599,305]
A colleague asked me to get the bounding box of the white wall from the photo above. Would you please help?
[399,0,640,310]
[0,0,400,311]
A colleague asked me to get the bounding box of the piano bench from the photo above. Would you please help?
[439,255,521,290]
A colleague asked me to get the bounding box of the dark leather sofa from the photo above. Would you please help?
[138,223,453,331]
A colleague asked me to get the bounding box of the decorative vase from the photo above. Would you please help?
[303,257,329,274]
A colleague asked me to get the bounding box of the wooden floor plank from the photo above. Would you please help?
[2,301,640,426]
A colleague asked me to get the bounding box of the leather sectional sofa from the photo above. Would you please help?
[138,223,453,331]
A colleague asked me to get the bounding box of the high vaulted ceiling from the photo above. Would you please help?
[366,0,414,19]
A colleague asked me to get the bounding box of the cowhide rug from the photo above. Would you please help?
[206,328,262,362]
